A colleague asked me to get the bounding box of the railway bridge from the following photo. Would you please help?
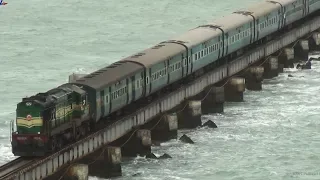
[2,4,320,180]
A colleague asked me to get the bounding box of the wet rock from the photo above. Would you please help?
[202,120,217,128]
[296,63,311,69]
[159,153,172,159]
[309,57,320,61]
[145,153,158,159]
[179,134,194,144]
[152,141,161,146]
[132,172,142,177]
[288,74,294,77]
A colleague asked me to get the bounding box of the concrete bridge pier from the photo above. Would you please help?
[278,48,294,70]
[120,129,151,157]
[224,77,245,102]
[263,57,279,79]
[151,113,178,142]
[244,66,264,91]
[308,32,320,51]
[294,40,309,61]
[88,146,122,178]
[177,100,202,129]
[201,85,225,114]
[64,164,89,180]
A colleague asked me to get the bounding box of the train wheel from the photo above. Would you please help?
[86,123,91,134]
[56,137,63,150]
[75,127,82,141]
[79,126,86,137]
[50,136,57,152]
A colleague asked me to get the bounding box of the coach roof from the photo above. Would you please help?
[121,42,186,68]
[206,13,253,32]
[168,27,222,48]
[245,1,280,17]
[269,0,297,6]
[74,61,143,90]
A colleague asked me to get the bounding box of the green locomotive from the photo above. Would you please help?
[11,84,90,156]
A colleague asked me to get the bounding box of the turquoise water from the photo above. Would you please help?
[1,0,320,179]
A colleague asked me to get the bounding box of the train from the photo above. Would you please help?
[11,0,320,156]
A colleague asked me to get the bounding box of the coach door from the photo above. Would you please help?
[100,90,105,118]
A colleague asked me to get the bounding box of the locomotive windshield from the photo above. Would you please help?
[16,101,43,134]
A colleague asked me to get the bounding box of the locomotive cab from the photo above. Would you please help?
[11,99,48,156]
[11,84,90,157]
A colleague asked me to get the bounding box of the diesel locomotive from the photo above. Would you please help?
[11,0,320,156]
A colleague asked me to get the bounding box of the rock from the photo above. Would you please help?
[132,172,142,177]
[152,141,161,146]
[179,134,194,144]
[202,120,217,128]
[158,153,172,159]
[145,153,158,159]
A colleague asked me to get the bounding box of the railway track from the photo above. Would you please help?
[0,157,38,180]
